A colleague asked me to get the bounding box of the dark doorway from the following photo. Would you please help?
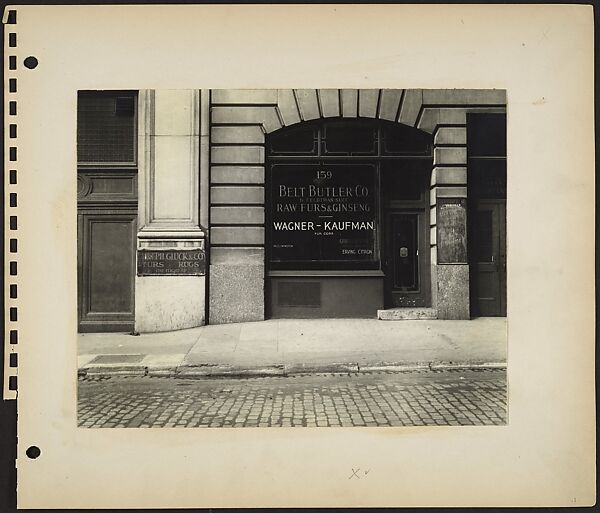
[381,159,431,308]
[471,200,506,316]
[467,112,507,317]
[383,211,429,307]
[77,91,138,332]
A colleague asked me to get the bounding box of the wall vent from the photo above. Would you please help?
[277,281,321,307]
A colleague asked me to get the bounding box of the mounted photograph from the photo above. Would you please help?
[76,88,508,428]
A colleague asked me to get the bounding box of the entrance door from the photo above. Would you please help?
[77,207,137,332]
[472,200,506,316]
[77,91,138,332]
[384,211,430,308]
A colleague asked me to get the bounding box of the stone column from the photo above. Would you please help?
[432,125,470,319]
[135,90,206,332]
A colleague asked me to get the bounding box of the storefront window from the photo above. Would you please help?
[269,163,378,269]
[267,118,433,271]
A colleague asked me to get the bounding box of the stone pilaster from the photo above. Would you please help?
[432,125,470,319]
[135,90,206,332]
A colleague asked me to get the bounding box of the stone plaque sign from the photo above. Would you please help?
[137,249,205,276]
[269,163,378,269]
[437,198,467,264]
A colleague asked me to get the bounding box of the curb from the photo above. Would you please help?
[78,360,506,378]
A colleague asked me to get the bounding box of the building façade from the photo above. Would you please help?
[77,89,506,333]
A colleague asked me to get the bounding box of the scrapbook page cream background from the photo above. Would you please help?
[7,4,595,508]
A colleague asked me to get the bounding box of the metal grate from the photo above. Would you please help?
[77,92,136,164]
[277,281,321,307]
[89,354,145,364]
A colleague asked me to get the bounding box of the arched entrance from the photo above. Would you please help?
[265,118,433,318]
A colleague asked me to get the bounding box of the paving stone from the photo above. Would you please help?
[78,370,507,428]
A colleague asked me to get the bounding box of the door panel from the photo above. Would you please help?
[384,211,430,308]
[392,214,418,290]
[78,212,137,332]
[473,201,506,316]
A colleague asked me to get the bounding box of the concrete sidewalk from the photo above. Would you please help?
[78,318,507,377]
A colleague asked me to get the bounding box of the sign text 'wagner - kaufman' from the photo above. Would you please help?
[270,164,377,266]
[137,249,206,276]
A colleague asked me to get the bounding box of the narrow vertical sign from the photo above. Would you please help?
[437,198,467,264]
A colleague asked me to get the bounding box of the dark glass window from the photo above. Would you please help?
[469,160,507,199]
[77,91,137,164]
[267,118,432,158]
[381,162,429,202]
[467,113,506,157]
[323,121,376,155]
[382,124,432,155]
[268,124,317,155]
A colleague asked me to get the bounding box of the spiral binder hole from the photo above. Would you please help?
[26,447,41,460]
[24,56,38,69]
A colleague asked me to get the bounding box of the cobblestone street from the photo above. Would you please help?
[78,369,506,428]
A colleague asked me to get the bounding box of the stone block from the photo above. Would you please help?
[379,89,402,121]
[434,126,467,145]
[153,90,198,136]
[438,108,467,125]
[210,206,264,224]
[318,89,340,117]
[211,106,281,133]
[211,146,264,164]
[416,108,438,133]
[209,264,264,323]
[430,187,437,206]
[211,227,264,245]
[210,247,264,265]
[212,89,278,104]
[436,264,470,319]
[430,226,437,245]
[435,166,467,185]
[211,186,264,204]
[341,89,358,117]
[277,89,301,126]
[377,307,436,320]
[422,89,506,105]
[135,275,205,332]
[359,89,379,118]
[210,166,264,184]
[429,206,436,226]
[211,126,264,144]
[295,89,320,121]
[436,186,467,198]
[434,147,467,165]
[398,89,422,127]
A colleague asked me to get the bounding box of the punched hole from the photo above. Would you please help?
[26,446,41,459]
[24,56,38,69]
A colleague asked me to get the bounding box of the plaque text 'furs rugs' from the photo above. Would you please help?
[137,249,206,276]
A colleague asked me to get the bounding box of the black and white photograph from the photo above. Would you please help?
[76,88,508,428]
[7,4,595,509]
